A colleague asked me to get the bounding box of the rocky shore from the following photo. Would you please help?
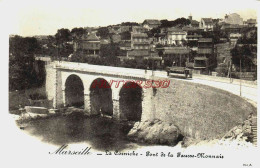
[127,114,257,147]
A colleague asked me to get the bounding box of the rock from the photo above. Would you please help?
[127,119,181,146]
[222,114,255,144]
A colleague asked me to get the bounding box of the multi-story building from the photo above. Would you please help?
[221,24,243,37]
[223,13,243,25]
[194,38,216,73]
[73,33,100,56]
[200,18,214,31]
[166,27,187,46]
[130,33,150,50]
[119,40,131,50]
[132,26,147,33]
[122,32,151,60]
[182,27,202,49]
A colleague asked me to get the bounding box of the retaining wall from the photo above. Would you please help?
[149,76,257,140]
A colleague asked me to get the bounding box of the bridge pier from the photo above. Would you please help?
[141,87,154,122]
[112,99,120,120]
[84,91,91,115]
[62,89,66,107]
[112,90,120,120]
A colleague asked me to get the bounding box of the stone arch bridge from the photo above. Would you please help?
[47,61,168,121]
[42,60,256,140]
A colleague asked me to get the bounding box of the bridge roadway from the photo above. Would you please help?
[55,61,257,105]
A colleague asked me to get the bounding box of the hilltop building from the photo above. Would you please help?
[73,32,100,56]
[223,13,243,25]
[200,18,214,31]
[244,19,257,27]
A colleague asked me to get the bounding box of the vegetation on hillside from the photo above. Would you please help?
[9,36,45,91]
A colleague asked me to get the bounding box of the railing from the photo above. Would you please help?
[54,61,153,79]
[54,61,169,79]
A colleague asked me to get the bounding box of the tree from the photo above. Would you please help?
[120,31,131,40]
[100,43,120,58]
[55,28,71,44]
[231,45,255,71]
[237,28,257,44]
[71,27,86,39]
[160,18,191,28]
[172,17,191,27]
[147,27,160,37]
[54,29,73,58]
[160,19,173,28]
[96,27,110,39]
[215,64,229,77]
[121,22,139,26]
[9,36,42,90]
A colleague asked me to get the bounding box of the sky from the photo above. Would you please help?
[1,0,259,36]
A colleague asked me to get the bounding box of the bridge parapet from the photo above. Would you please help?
[53,61,153,80]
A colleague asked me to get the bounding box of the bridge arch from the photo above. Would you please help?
[65,74,84,108]
[119,81,143,121]
[89,78,113,116]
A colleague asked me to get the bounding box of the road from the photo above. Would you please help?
[152,71,257,106]
[175,77,257,106]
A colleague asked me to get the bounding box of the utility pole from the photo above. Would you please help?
[230,60,232,83]
[152,59,154,76]
[240,58,242,96]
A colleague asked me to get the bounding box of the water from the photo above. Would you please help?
[18,112,144,151]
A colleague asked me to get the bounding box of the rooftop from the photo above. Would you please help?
[186,34,203,38]
[198,38,212,43]
[194,57,208,60]
[221,24,244,29]
[82,33,100,41]
[247,19,257,24]
[167,27,185,33]
[132,33,148,38]
[128,50,149,57]
[163,47,190,54]
[202,18,213,24]
[143,19,161,25]
[182,26,200,32]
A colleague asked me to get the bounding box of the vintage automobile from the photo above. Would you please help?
[166,66,193,78]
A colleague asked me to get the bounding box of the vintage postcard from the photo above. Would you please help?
[2,0,260,167]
